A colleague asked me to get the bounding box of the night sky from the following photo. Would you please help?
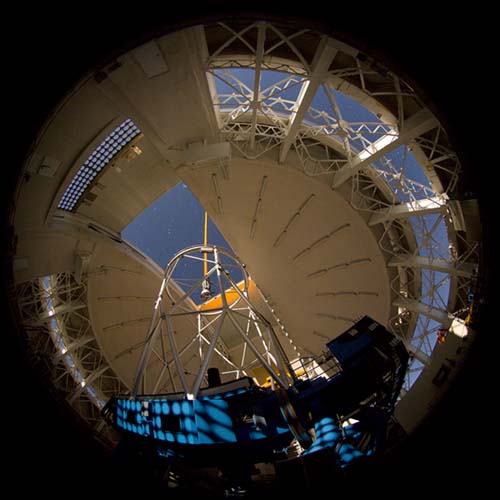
[122,182,239,302]
[122,182,231,268]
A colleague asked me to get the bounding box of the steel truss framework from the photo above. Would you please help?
[12,21,480,435]
[15,272,127,442]
[203,21,479,391]
[133,245,296,398]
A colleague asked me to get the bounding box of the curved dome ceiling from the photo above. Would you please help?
[9,19,482,449]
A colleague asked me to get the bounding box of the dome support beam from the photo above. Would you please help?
[389,254,476,278]
[67,365,110,404]
[393,298,452,327]
[405,344,430,365]
[332,108,439,188]
[369,196,446,225]
[278,38,338,163]
[53,334,94,360]
[249,22,266,151]
[34,301,86,325]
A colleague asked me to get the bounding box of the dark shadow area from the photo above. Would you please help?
[2,5,491,497]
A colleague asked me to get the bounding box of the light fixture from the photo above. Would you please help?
[57,118,141,211]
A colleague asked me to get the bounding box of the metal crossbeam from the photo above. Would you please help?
[405,344,430,365]
[53,334,94,359]
[68,365,110,403]
[35,301,86,324]
[15,272,129,444]
[369,196,446,225]
[279,38,338,163]
[393,298,452,327]
[389,255,476,278]
[250,22,266,150]
[332,108,439,188]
